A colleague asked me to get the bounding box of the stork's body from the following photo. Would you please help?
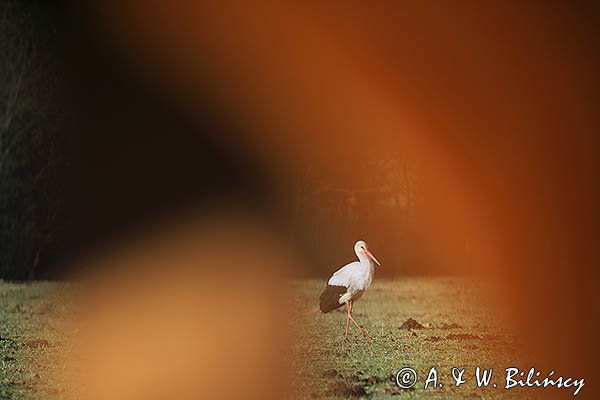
[319,240,381,341]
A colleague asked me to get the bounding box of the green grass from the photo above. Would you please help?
[0,281,76,400]
[289,278,536,399]
[2,278,538,399]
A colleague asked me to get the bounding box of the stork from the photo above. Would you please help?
[319,240,381,341]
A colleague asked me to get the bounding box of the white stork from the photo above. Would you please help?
[319,240,381,341]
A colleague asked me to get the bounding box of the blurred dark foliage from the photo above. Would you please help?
[1,0,272,279]
[0,0,69,279]
[0,0,489,280]
[288,158,427,276]
[60,11,272,261]
[3,0,597,283]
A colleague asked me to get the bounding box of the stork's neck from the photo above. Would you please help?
[357,252,374,268]
[356,251,376,289]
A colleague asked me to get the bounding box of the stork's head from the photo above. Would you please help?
[354,240,381,266]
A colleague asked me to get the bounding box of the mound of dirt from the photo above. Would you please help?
[331,381,367,398]
[399,317,425,329]
[321,369,339,378]
[326,370,387,398]
[24,339,52,348]
[440,322,463,329]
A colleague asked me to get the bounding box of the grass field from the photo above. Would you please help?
[0,282,79,400]
[2,278,536,399]
[289,278,535,399]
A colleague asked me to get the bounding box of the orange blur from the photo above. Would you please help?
[66,2,598,398]
[69,211,289,399]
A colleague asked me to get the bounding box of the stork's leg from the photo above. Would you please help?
[348,301,372,339]
[343,302,351,342]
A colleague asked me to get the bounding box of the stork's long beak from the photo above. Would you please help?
[365,249,381,266]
